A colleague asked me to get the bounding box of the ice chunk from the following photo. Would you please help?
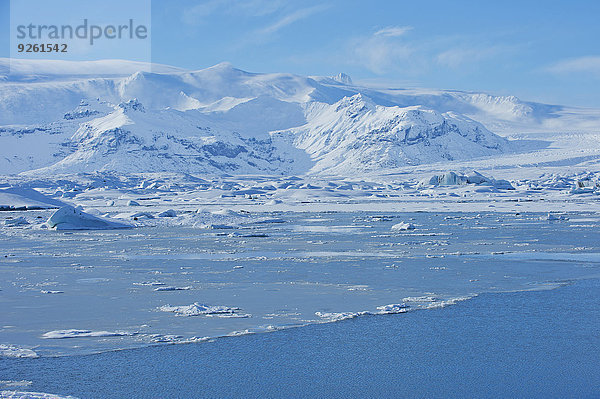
[402,295,439,302]
[158,302,240,316]
[4,217,29,227]
[376,304,409,313]
[158,209,177,217]
[547,213,569,221]
[46,206,131,230]
[127,200,140,206]
[147,334,183,343]
[0,344,38,358]
[130,212,154,220]
[391,222,415,231]
[315,311,368,322]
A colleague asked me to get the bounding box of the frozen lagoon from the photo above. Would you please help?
[1,211,599,358]
[2,277,599,398]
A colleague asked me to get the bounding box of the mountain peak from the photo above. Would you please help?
[331,72,353,85]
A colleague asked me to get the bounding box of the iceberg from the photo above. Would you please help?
[46,206,132,230]
[418,171,514,190]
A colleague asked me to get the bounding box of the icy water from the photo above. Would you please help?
[1,211,600,358]
[2,278,599,398]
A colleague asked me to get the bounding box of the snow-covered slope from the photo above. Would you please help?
[1,58,598,176]
[286,94,508,174]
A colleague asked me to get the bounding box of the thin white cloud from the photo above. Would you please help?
[347,29,525,76]
[436,45,509,68]
[182,0,286,25]
[350,35,414,74]
[546,56,600,76]
[183,0,223,25]
[374,26,413,38]
[259,4,329,36]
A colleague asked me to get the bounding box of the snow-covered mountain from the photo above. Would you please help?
[287,94,507,174]
[1,58,598,176]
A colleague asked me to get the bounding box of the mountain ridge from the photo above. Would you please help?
[1,58,598,177]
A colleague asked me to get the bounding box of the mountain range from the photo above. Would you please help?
[1,58,599,176]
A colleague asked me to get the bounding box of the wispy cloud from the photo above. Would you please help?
[545,56,600,76]
[346,26,419,74]
[258,4,329,36]
[182,0,223,25]
[436,44,518,68]
[350,36,415,74]
[347,26,525,76]
[182,0,286,25]
[374,26,413,38]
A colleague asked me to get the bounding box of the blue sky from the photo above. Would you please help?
[2,0,600,107]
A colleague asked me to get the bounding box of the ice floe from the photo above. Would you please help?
[0,345,38,358]
[153,286,192,292]
[0,382,32,389]
[133,281,165,286]
[158,303,241,316]
[0,391,78,399]
[41,330,136,339]
[315,311,369,322]
[402,295,439,303]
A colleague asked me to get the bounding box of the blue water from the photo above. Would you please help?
[2,278,599,398]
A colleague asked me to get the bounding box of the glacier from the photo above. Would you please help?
[3,58,599,177]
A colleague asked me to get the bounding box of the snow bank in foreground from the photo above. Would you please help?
[0,345,38,358]
[0,391,78,399]
[46,206,131,230]
[41,329,136,339]
[418,171,514,190]
[158,303,241,316]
